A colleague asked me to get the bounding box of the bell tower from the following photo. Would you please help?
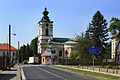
[38,8,53,54]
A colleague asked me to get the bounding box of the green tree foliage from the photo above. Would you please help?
[104,42,111,59]
[88,11,109,60]
[30,37,38,56]
[74,31,93,63]
[70,51,79,60]
[19,37,38,62]
[109,17,120,34]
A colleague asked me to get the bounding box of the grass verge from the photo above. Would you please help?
[50,65,120,79]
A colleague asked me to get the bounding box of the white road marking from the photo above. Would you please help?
[39,67,66,79]
[22,64,48,67]
[22,65,67,80]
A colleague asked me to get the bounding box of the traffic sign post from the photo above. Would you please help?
[93,54,94,71]
[51,54,54,58]
[89,47,101,71]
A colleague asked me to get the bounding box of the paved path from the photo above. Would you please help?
[22,64,103,80]
[0,64,20,80]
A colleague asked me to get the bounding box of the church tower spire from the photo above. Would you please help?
[40,7,50,22]
[38,8,53,54]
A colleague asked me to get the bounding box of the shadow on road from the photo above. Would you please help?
[7,69,17,71]
[0,74,16,80]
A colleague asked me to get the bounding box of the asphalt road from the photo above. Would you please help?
[22,64,103,80]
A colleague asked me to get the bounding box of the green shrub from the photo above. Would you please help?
[118,65,120,69]
[24,60,28,64]
[107,64,112,69]
[78,64,81,68]
[11,63,15,67]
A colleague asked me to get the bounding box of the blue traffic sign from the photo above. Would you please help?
[89,47,100,54]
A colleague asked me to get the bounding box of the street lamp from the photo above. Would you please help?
[8,25,16,70]
[61,43,65,65]
[18,41,20,64]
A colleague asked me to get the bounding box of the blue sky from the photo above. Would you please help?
[0,0,120,48]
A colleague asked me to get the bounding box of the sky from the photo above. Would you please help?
[0,0,120,48]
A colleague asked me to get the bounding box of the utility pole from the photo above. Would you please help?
[62,44,64,65]
[8,25,11,70]
[18,41,20,64]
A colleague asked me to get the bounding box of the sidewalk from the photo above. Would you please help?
[0,64,21,80]
[56,65,120,77]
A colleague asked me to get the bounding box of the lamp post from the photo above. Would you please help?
[62,43,64,65]
[8,25,11,69]
[18,41,20,64]
[8,25,16,69]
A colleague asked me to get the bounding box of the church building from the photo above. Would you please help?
[38,8,77,64]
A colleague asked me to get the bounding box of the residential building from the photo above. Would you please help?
[0,43,17,69]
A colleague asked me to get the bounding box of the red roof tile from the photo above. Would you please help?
[111,32,120,39]
[0,43,17,51]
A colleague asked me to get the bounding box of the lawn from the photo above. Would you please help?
[51,65,120,79]
[88,65,120,69]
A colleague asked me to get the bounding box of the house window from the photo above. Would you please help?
[13,53,15,56]
[3,52,5,56]
[113,43,114,51]
[113,55,114,59]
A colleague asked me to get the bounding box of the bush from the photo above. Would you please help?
[11,63,15,67]
[77,64,81,68]
[118,65,120,69]
[106,64,112,69]
[24,60,28,64]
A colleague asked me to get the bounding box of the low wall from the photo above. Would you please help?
[60,65,120,75]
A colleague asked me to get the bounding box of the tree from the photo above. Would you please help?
[88,11,109,60]
[108,17,120,64]
[19,44,32,62]
[109,17,120,34]
[70,51,79,60]
[73,31,93,63]
[19,37,39,63]
[19,46,24,62]
[30,37,38,56]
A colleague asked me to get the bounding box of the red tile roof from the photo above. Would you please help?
[0,43,17,51]
[111,32,120,39]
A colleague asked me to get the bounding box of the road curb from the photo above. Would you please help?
[0,70,2,73]
[21,65,26,80]
[15,64,20,80]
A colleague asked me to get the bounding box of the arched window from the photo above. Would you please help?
[46,24,49,36]
[43,58,44,62]
[66,50,68,55]
[113,55,114,59]
[46,27,49,36]
[59,51,62,57]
